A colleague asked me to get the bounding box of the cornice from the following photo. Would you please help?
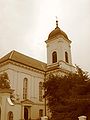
[46,66,70,75]
[0,60,45,75]
[59,60,75,68]
[46,63,75,75]
[0,59,74,75]
[46,34,71,44]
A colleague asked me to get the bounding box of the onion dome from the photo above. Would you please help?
[48,20,68,40]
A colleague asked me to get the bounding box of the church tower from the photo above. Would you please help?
[45,20,75,73]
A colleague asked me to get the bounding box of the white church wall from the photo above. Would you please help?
[0,63,45,104]
[0,63,45,119]
[0,91,21,120]
[6,104,21,120]
[46,36,73,66]
[47,39,59,65]
[61,39,72,64]
[31,104,45,120]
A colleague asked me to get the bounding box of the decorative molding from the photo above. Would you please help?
[0,88,14,93]
[0,60,45,75]
[21,99,34,105]
[46,34,71,43]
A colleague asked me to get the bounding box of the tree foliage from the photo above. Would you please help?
[44,66,90,120]
[0,72,10,89]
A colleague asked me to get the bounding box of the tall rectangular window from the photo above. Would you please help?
[65,51,69,63]
[23,78,28,99]
[52,51,57,63]
[39,82,43,101]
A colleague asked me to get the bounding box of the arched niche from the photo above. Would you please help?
[8,111,13,120]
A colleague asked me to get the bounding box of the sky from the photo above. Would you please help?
[0,0,90,73]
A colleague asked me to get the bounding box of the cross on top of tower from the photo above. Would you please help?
[56,16,58,28]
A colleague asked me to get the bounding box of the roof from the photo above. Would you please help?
[0,50,47,72]
[48,27,68,40]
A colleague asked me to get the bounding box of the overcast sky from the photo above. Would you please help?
[0,0,90,73]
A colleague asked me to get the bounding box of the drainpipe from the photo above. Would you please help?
[44,72,46,116]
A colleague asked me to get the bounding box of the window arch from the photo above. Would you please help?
[8,111,13,120]
[65,51,69,63]
[39,82,43,101]
[23,78,28,99]
[52,51,57,63]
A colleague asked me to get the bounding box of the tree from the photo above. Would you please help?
[0,72,10,89]
[44,66,90,120]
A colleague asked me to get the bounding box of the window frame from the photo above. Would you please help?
[52,51,57,63]
[23,78,28,99]
[39,82,43,102]
[65,51,69,63]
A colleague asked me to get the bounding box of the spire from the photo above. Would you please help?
[56,16,58,28]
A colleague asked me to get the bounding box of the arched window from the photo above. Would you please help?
[52,51,57,63]
[65,51,69,63]
[8,111,13,120]
[39,109,43,118]
[39,82,43,101]
[23,78,28,99]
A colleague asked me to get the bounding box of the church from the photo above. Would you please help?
[0,20,75,120]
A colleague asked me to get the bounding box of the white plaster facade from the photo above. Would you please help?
[0,61,46,120]
[0,21,75,120]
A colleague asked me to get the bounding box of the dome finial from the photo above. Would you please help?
[56,16,58,28]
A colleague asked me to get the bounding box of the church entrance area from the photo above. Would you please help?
[24,106,31,120]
